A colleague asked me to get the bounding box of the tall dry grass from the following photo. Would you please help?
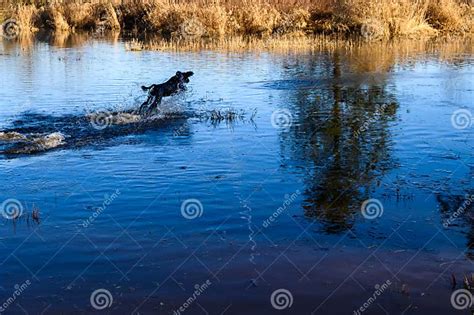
[12,1,120,32]
[15,4,39,32]
[337,0,437,38]
[131,35,342,53]
[4,0,473,39]
[426,0,473,33]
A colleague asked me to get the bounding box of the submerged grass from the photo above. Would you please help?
[2,0,472,39]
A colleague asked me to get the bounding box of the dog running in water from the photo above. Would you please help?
[139,71,194,115]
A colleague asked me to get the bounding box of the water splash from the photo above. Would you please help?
[2,132,66,155]
[0,132,27,142]
[0,108,255,157]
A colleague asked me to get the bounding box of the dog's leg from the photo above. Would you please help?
[147,96,162,115]
[138,102,148,115]
[138,95,153,115]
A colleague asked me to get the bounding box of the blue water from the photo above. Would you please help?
[0,34,473,314]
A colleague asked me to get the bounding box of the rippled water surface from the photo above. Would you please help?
[0,34,473,314]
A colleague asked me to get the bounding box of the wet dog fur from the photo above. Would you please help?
[139,71,194,115]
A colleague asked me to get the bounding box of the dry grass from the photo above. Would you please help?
[426,0,473,33]
[126,35,342,53]
[63,3,93,30]
[125,38,144,51]
[15,4,38,32]
[336,0,438,38]
[12,1,120,32]
[7,28,472,74]
[3,0,473,39]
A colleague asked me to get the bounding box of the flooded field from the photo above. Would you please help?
[0,33,473,314]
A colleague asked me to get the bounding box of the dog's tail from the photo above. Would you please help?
[141,85,153,91]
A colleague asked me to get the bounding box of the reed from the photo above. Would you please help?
[127,35,346,53]
[337,0,439,38]
[427,0,473,33]
[4,0,473,39]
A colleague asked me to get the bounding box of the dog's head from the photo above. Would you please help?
[176,71,194,83]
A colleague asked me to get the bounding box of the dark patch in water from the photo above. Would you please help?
[0,108,254,157]
[0,111,183,156]
[250,74,388,91]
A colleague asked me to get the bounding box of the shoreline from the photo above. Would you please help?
[2,28,473,54]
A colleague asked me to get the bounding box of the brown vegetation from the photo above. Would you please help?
[3,0,473,39]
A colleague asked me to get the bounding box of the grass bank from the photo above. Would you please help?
[2,0,473,39]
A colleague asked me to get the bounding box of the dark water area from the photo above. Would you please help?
[0,33,473,314]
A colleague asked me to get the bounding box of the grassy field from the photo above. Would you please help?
[2,0,473,39]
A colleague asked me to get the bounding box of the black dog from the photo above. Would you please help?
[139,71,194,115]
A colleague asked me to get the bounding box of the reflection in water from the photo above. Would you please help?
[1,30,118,52]
[272,39,472,236]
[239,197,258,265]
[437,193,474,258]
[279,49,399,233]
[0,32,473,313]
